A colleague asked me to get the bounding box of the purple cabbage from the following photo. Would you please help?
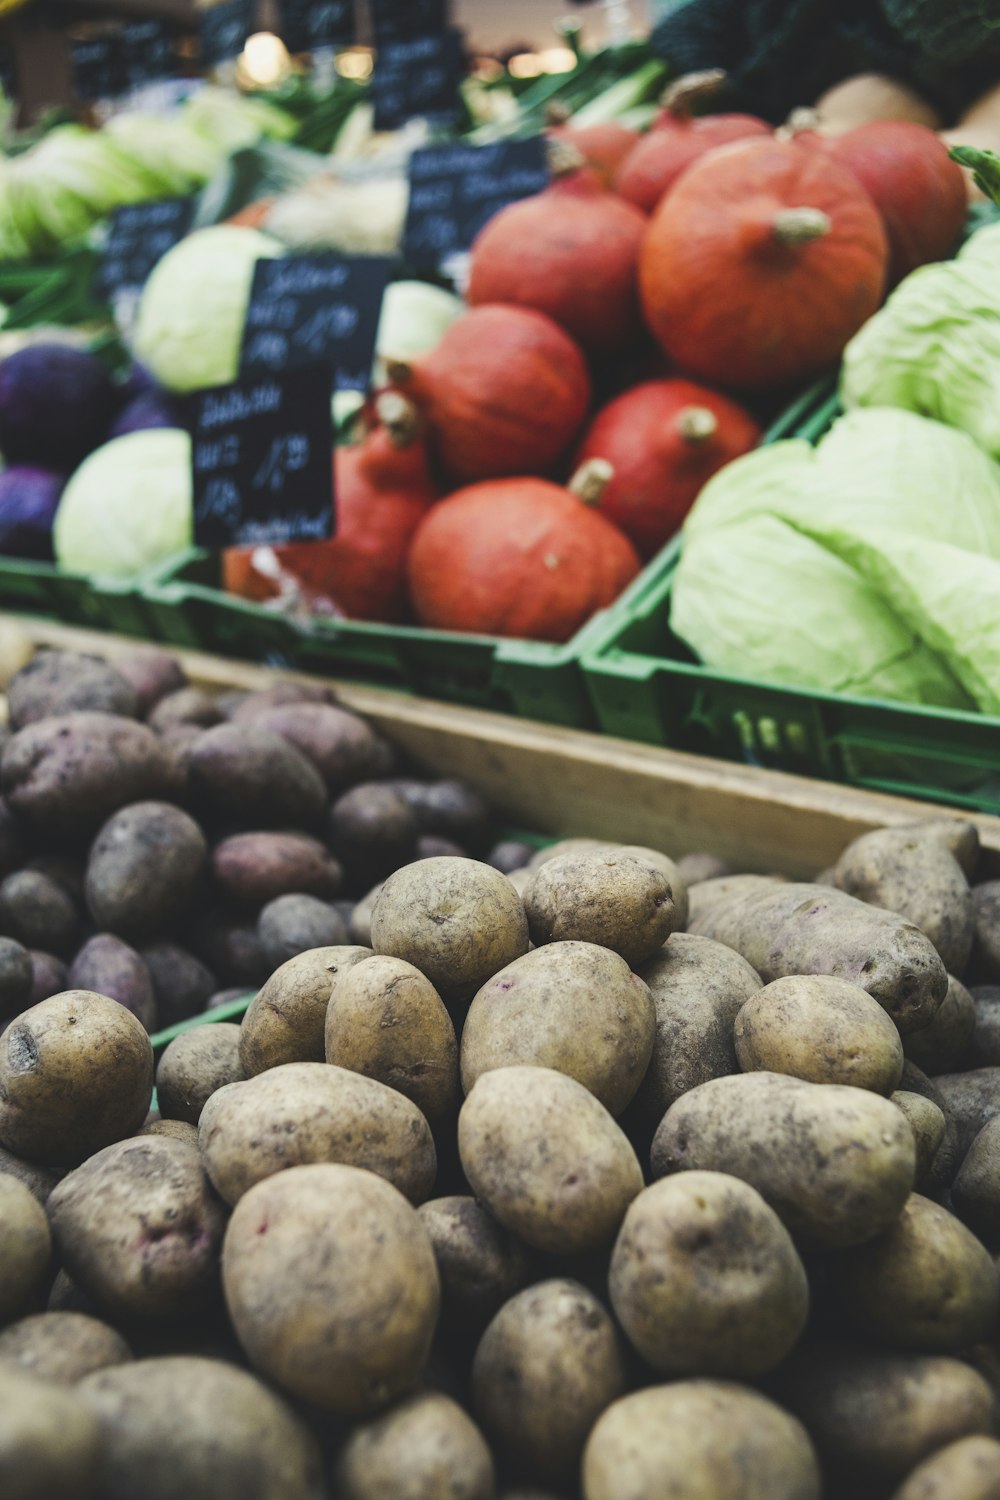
[0,467,66,561]
[108,389,177,439]
[0,344,117,469]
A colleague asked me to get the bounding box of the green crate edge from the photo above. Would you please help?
[0,556,161,636]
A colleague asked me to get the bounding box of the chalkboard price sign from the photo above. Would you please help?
[182,364,335,550]
[241,254,393,393]
[71,35,126,103]
[372,30,465,132]
[199,0,253,70]
[403,136,550,270]
[370,0,448,45]
[280,0,355,54]
[122,19,178,90]
[96,197,194,298]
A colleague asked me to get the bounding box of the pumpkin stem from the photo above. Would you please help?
[544,100,573,126]
[777,106,822,140]
[374,390,420,449]
[384,359,414,389]
[676,406,718,443]
[772,207,832,246]
[546,137,588,178]
[569,458,613,506]
[660,68,728,120]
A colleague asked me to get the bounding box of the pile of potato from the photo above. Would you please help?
[1,646,1000,1500]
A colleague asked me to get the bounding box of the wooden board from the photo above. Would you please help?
[15,617,1000,879]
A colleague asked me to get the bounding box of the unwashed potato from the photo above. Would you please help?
[898,1060,963,1195]
[893,818,981,881]
[257,894,349,971]
[472,1279,627,1485]
[47,1135,226,1322]
[905,974,977,1076]
[0,1362,104,1500]
[686,873,785,926]
[326,783,419,889]
[891,1092,946,1196]
[6,649,137,728]
[221,1162,440,1414]
[0,991,153,1168]
[186,724,326,829]
[68,935,156,1032]
[609,1172,808,1378]
[192,913,270,990]
[337,1392,494,1500]
[676,851,732,885]
[238,945,371,1074]
[155,1024,244,1125]
[0,1311,130,1383]
[522,851,677,967]
[139,1119,200,1147]
[0,1174,51,1324]
[487,839,535,875]
[112,646,187,716]
[968,986,1000,1067]
[230,701,384,791]
[386,779,491,851]
[889,1435,1000,1500]
[146,687,223,733]
[140,943,217,1029]
[651,1071,916,1248]
[932,1067,1000,1156]
[458,1066,643,1255]
[971,882,1000,982]
[350,883,382,946]
[417,1195,534,1331]
[734,974,904,1094]
[460,942,655,1116]
[582,1381,821,1500]
[371,857,529,1005]
[0,936,32,1018]
[0,1144,60,1203]
[79,1355,325,1500]
[84,801,207,941]
[526,837,609,869]
[199,1061,436,1205]
[833,826,974,975]
[27,950,67,1007]
[0,870,80,958]
[951,1116,1000,1246]
[325,954,458,1123]
[211,831,342,908]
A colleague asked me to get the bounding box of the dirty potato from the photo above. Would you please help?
[734,974,904,1094]
[337,1393,493,1500]
[84,801,207,941]
[905,974,977,1076]
[0,1311,130,1384]
[155,1024,244,1125]
[68,935,157,1032]
[522,851,677,967]
[239,944,371,1074]
[0,1174,51,1324]
[416,1195,534,1332]
[0,1362,103,1500]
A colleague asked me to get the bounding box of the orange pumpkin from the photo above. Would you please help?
[545,117,640,188]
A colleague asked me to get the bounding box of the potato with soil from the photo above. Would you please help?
[350,883,382,946]
[0,1174,51,1324]
[0,1363,104,1500]
[677,851,731,885]
[211,831,342,908]
[461,942,655,1115]
[186,724,326,829]
[68,936,157,1032]
[0,936,32,1019]
[898,1060,963,1194]
[47,1135,226,1322]
[326,783,419,890]
[690,881,948,1034]
[337,1392,494,1500]
[892,1092,947,1195]
[0,991,153,1167]
[0,1144,60,1204]
[0,870,80,958]
[905,974,977,1075]
[155,1024,244,1125]
[967,986,1000,1067]
[325,954,458,1123]
[230,700,384,789]
[7,649,138,728]
[890,1435,1000,1500]
[609,1172,808,1378]
[1,712,171,839]
[0,1312,130,1384]
[388,778,491,852]
[417,1195,534,1331]
[582,1381,821,1500]
[222,1162,440,1414]
[522,851,677,967]
[371,857,529,1005]
[146,687,223,733]
[734,974,904,1094]
[85,802,207,941]
[193,913,270,990]
[78,1355,325,1500]
[239,944,371,1073]
[687,873,785,925]
[199,1061,436,1205]
[458,1066,643,1255]
[948,1116,1000,1245]
[140,943,216,1028]
[257,894,348,971]
[931,1066,1000,1156]
[473,1279,627,1486]
[651,1071,915,1248]
[112,646,187,716]
[27,950,67,1006]
[139,1119,200,1148]
[971,881,1000,982]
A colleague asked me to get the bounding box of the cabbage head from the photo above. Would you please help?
[54,428,192,578]
[133,226,282,393]
[959,219,1000,270]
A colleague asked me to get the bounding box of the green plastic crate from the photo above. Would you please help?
[0,555,172,639]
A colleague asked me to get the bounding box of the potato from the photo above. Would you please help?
[112,646,187,717]
[526,837,608,869]
[68,935,157,1032]
[155,1023,244,1125]
[186,725,326,829]
[228,682,333,718]
[230,701,384,789]
[325,954,458,1123]
[834,826,974,975]
[505,867,532,898]
[968,987,1000,1067]
[192,914,269,990]
[0,1362,103,1500]
[889,1435,1000,1500]
[899,1060,963,1194]
[932,1067,1000,1156]
[1,712,172,838]
[211,831,342,908]
[0,936,32,1019]
[0,870,80,958]
[906,974,976,1076]
[78,1355,324,1500]
[7,649,137,728]
[892,1092,947,1195]
[417,835,466,860]
[609,1172,808,1377]
[952,1116,1000,1245]
[971,882,1000,982]
[47,1136,226,1322]
[461,942,654,1115]
[140,943,216,1028]
[337,1392,494,1500]
[0,1175,51,1324]
[257,894,348,971]
[387,778,491,850]
[146,687,223,733]
[326,783,419,889]
[473,1279,626,1484]
[139,1119,200,1147]
[487,839,535,875]
[0,796,26,876]
[651,1072,916,1248]
[690,881,947,1034]
[582,1381,821,1500]
[687,873,784,926]
[0,1144,60,1203]
[27,950,67,1006]
[0,991,153,1167]
[222,1162,440,1413]
[239,944,371,1073]
[47,1269,101,1318]
[522,852,677,967]
[417,1195,534,1331]
[778,1344,996,1487]
[894,818,981,881]
[677,851,732,884]
[84,802,207,941]
[371,858,529,1005]
[0,1312,130,1383]
[350,883,382,946]
[458,1066,643,1255]
[630,933,762,1131]
[734,974,904,1094]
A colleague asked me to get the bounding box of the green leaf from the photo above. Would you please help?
[949,144,1000,207]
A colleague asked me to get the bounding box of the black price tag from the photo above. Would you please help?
[182,364,335,549]
[71,34,126,103]
[372,30,464,132]
[96,197,194,297]
[370,0,448,44]
[279,0,355,54]
[199,0,253,70]
[0,43,17,102]
[404,136,550,270]
[122,19,178,90]
[240,254,393,393]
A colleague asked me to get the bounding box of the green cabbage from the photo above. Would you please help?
[104,113,226,194]
[959,219,1000,269]
[54,428,192,579]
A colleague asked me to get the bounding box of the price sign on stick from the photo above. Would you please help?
[199,0,253,71]
[71,34,126,102]
[181,364,335,550]
[403,137,550,270]
[370,0,448,44]
[96,197,194,298]
[279,0,354,54]
[372,30,465,131]
[122,19,178,90]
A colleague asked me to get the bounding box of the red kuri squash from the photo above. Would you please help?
[545,111,640,188]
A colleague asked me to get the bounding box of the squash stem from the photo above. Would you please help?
[569,458,614,506]
[772,207,832,246]
[660,69,728,120]
[676,407,718,443]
